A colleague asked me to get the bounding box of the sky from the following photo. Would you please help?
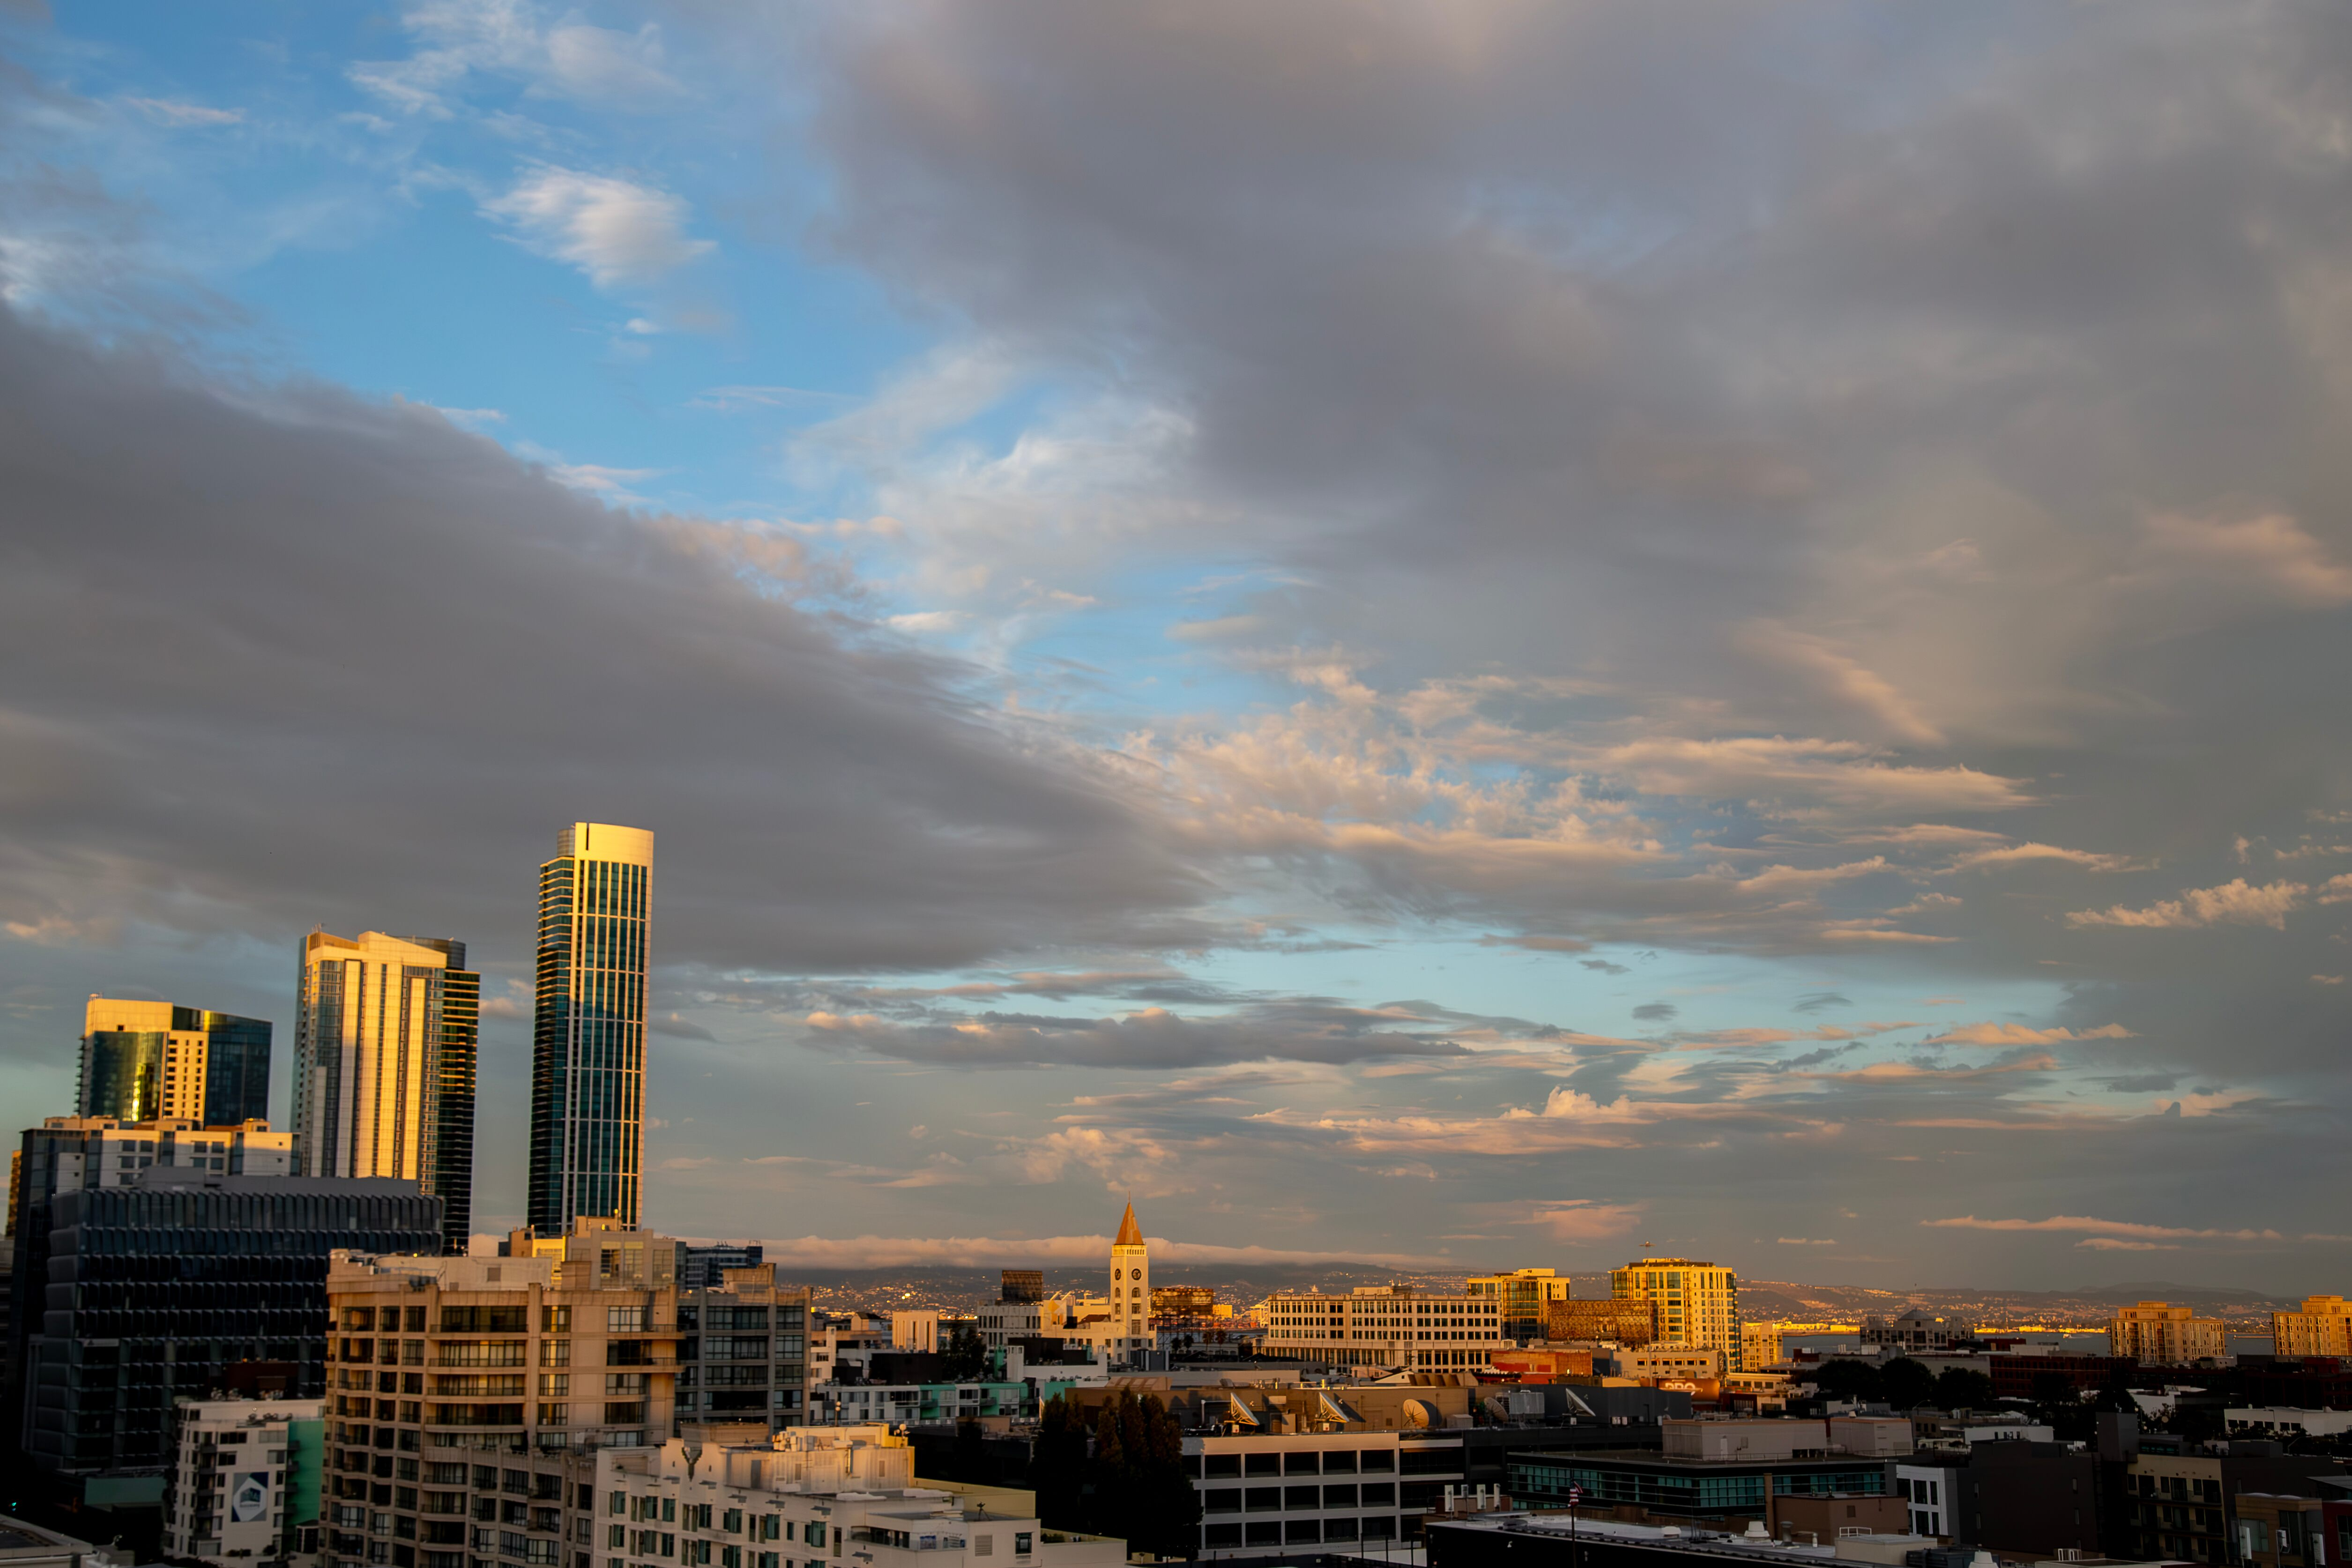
[3,0,2351,1293]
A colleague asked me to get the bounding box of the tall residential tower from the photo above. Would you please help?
[291,929,477,1254]
[528,821,654,1233]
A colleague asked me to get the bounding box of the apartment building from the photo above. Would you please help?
[675,1265,811,1431]
[593,1429,1123,1568]
[322,1220,684,1568]
[1260,1286,1503,1372]
[2271,1296,2352,1357]
[2109,1301,2227,1366]
[1609,1258,1742,1371]
[162,1397,327,1567]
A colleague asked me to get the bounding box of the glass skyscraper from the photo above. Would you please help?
[292,930,478,1255]
[78,997,272,1126]
[527,821,654,1233]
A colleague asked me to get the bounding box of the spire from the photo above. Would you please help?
[1114,1201,1143,1248]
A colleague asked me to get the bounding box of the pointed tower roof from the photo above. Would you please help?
[1114,1202,1144,1248]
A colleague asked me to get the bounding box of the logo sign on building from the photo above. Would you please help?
[231,1473,270,1524]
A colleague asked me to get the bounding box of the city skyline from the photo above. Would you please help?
[3,2,2350,1291]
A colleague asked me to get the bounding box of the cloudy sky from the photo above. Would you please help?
[5,0,2350,1291]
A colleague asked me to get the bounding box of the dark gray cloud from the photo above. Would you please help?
[1630,1002,1678,1023]
[0,308,1209,988]
[1793,992,1852,1014]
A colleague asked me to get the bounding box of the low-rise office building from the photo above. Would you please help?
[812,1381,1027,1426]
[1190,1431,1410,1556]
[1260,1286,1503,1373]
[1861,1310,1973,1354]
[1508,1421,1909,1527]
[164,1397,327,1567]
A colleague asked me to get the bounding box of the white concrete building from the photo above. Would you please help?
[163,1397,327,1568]
[592,1429,1124,1568]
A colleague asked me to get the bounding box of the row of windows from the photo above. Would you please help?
[1202,1519,1394,1548]
[1201,1450,1396,1478]
[1202,1484,1396,1511]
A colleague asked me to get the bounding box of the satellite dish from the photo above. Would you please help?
[1401,1399,1435,1429]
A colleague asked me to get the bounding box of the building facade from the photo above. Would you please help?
[1547,1299,1658,1347]
[295,932,479,1256]
[20,1171,440,1507]
[676,1265,811,1428]
[677,1246,761,1293]
[1861,1309,1973,1352]
[2108,1301,2227,1365]
[1739,1321,1784,1369]
[529,823,655,1234]
[1609,1259,1742,1370]
[1466,1269,1571,1343]
[1261,1286,1503,1372]
[2272,1296,2352,1357]
[163,1397,327,1568]
[595,1430,1123,1568]
[322,1223,683,1568]
[1191,1430,1406,1557]
[5,1116,297,1448]
[79,997,272,1128]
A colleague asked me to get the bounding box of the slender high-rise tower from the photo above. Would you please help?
[292,929,477,1253]
[528,822,654,1233]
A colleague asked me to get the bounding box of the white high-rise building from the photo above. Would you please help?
[1110,1202,1150,1363]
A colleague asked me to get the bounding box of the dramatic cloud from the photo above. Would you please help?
[0,308,1205,975]
[2066,880,2308,931]
[1927,1024,2136,1047]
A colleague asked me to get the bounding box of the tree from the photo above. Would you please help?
[942,1325,990,1381]
[1027,1392,1200,1559]
[1933,1367,1996,1412]
[1811,1358,1883,1403]
[1881,1358,1936,1410]
[1031,1397,1089,1531]
[953,1418,989,1483]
